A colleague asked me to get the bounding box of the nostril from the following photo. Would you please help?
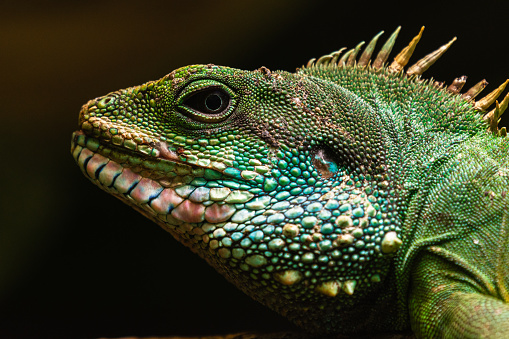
[96,96,115,109]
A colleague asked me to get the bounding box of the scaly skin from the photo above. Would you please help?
[71,28,509,338]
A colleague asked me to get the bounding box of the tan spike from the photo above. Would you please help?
[406,37,456,76]
[358,30,384,67]
[338,49,355,67]
[306,58,316,68]
[462,79,489,101]
[389,26,425,73]
[488,101,501,134]
[475,79,509,111]
[315,54,333,67]
[346,41,365,66]
[447,76,468,94]
[484,91,509,125]
[433,81,445,89]
[330,48,346,65]
[485,99,507,134]
[498,92,509,117]
[373,26,401,69]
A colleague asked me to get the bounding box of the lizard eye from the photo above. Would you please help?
[184,89,230,115]
[177,80,236,124]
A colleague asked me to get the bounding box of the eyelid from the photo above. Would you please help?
[177,80,235,102]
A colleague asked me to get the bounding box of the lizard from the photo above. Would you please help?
[71,26,509,338]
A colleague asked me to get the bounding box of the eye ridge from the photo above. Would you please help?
[184,88,230,115]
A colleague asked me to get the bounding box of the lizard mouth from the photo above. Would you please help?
[71,130,261,224]
[71,130,202,189]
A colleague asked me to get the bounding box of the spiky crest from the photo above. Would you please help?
[303,27,508,136]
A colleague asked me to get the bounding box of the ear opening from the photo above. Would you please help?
[311,146,345,179]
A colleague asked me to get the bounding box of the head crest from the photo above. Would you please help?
[304,26,509,136]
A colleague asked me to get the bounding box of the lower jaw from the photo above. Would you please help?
[71,132,246,228]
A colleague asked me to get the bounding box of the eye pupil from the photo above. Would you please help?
[205,93,222,111]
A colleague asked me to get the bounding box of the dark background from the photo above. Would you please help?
[2,1,509,338]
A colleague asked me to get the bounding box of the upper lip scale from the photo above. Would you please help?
[72,129,221,176]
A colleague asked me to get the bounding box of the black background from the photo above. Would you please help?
[2,1,509,338]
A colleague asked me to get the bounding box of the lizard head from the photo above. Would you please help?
[71,63,401,333]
